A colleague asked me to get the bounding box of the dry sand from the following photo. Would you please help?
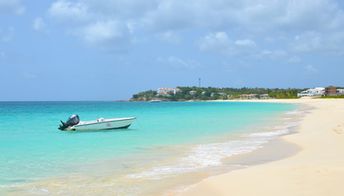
[180,98,344,196]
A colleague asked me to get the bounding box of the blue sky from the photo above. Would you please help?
[1,0,344,101]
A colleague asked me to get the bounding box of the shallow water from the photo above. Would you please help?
[0,101,297,194]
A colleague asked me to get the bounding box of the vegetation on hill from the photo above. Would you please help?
[130,86,305,101]
[131,90,157,101]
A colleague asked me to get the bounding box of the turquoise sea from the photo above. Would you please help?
[0,101,298,194]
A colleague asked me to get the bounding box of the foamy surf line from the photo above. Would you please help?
[128,114,302,180]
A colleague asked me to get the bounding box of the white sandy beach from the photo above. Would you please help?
[181,98,344,196]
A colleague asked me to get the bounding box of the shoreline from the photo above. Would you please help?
[144,100,306,195]
[180,99,344,196]
[2,101,302,195]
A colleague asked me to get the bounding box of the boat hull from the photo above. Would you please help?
[66,117,136,131]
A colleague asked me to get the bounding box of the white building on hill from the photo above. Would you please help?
[337,89,344,95]
[297,87,325,97]
[157,88,180,96]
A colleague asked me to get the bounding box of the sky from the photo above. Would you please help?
[0,0,344,101]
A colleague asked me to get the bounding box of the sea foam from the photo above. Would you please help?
[128,139,267,179]
[128,120,300,180]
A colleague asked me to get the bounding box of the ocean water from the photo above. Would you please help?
[0,101,298,194]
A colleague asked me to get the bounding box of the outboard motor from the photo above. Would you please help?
[58,114,80,130]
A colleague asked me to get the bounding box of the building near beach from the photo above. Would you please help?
[240,94,258,99]
[259,94,270,99]
[337,89,344,95]
[325,86,337,96]
[239,94,270,99]
[297,87,325,97]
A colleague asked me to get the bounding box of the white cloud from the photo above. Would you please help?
[85,0,157,18]
[141,1,201,31]
[157,56,200,69]
[126,21,137,34]
[199,32,230,52]
[142,0,344,55]
[290,30,344,55]
[33,17,45,31]
[158,31,181,44]
[45,0,344,55]
[234,39,256,47]
[199,32,259,55]
[46,0,344,34]
[292,31,322,52]
[279,0,343,31]
[0,0,25,15]
[78,20,129,47]
[48,0,142,49]
[49,0,89,22]
[138,0,344,33]
[288,56,301,64]
[258,49,288,59]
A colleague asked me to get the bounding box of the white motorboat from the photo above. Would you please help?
[58,114,136,131]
